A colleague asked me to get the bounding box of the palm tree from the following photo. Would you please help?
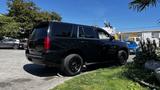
[104,20,113,28]
[129,0,158,11]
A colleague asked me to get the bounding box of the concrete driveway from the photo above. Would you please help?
[0,50,71,90]
[0,49,135,90]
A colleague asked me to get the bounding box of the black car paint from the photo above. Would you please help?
[26,22,129,67]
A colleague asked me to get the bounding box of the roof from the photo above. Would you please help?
[51,21,97,28]
[122,30,160,33]
[34,21,100,29]
[142,30,160,32]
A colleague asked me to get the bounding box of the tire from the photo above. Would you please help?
[13,44,19,49]
[61,54,83,76]
[117,50,128,65]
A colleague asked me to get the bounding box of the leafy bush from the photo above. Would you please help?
[134,38,158,65]
[125,38,160,89]
[123,63,160,89]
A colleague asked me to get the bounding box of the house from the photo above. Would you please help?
[142,30,160,46]
[122,30,160,47]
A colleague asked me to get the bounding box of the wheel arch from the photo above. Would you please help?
[64,49,86,61]
[118,47,129,59]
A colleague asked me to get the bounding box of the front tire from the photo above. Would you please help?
[61,54,83,76]
[117,50,128,65]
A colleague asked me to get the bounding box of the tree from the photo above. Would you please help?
[104,20,113,28]
[7,0,39,30]
[35,11,62,23]
[129,0,158,11]
[0,15,19,37]
[50,12,62,21]
[7,0,62,31]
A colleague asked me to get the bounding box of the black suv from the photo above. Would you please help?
[26,21,129,76]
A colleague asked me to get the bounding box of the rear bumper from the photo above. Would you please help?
[25,50,63,67]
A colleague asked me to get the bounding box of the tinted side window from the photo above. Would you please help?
[52,23,72,37]
[30,26,48,40]
[84,27,97,38]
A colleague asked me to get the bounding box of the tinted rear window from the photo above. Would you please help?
[84,27,97,38]
[51,23,72,37]
[30,26,48,40]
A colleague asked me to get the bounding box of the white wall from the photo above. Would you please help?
[142,32,152,40]
[142,32,159,47]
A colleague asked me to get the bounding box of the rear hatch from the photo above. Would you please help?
[28,22,49,55]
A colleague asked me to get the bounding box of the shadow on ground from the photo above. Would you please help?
[84,62,117,72]
[23,62,117,77]
[23,64,59,77]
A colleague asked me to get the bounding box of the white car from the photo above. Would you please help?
[0,38,20,49]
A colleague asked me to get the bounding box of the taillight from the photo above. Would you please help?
[44,36,50,50]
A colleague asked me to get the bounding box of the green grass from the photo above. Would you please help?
[51,66,149,90]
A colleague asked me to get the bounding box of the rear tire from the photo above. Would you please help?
[61,54,83,76]
[117,50,128,65]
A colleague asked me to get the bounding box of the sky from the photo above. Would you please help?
[0,0,160,32]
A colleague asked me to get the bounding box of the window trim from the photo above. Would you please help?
[70,25,78,38]
[78,26,85,38]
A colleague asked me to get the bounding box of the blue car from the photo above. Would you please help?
[126,41,138,54]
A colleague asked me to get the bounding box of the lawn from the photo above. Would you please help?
[51,66,149,90]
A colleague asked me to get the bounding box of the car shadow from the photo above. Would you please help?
[23,64,60,77]
[23,62,118,77]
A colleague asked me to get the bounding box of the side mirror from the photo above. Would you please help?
[110,36,115,41]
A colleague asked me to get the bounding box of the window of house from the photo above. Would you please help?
[152,32,159,38]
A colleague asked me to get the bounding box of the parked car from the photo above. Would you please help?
[126,41,138,54]
[128,37,140,45]
[26,21,129,76]
[19,39,28,49]
[0,38,20,49]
